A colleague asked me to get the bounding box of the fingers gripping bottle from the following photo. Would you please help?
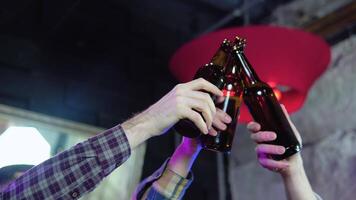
[173,39,231,138]
[200,56,243,153]
[232,37,301,160]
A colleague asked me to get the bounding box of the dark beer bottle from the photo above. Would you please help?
[200,59,243,153]
[173,39,231,138]
[232,37,301,160]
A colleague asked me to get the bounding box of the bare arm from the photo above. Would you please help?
[135,108,231,200]
[122,78,223,150]
[247,105,317,200]
[165,109,231,178]
[280,155,316,200]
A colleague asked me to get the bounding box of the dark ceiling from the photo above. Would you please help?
[0,0,293,199]
[0,0,291,125]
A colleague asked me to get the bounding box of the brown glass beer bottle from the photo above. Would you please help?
[173,39,231,138]
[200,59,243,153]
[232,37,301,160]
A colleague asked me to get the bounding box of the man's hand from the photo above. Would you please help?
[168,108,232,177]
[178,107,232,155]
[147,78,223,136]
[137,103,232,200]
[208,106,233,136]
[246,105,303,176]
[122,78,223,150]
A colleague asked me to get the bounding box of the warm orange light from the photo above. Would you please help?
[273,88,282,101]
[268,82,282,101]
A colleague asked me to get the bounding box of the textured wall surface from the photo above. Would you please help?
[271,0,353,27]
[229,36,356,200]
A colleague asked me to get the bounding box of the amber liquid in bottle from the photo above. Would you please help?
[174,39,231,138]
[200,57,243,153]
[200,75,243,153]
[233,37,301,160]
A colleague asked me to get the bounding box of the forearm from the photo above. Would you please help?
[281,155,316,200]
[147,143,198,200]
[166,143,200,178]
[122,108,158,150]
[134,154,195,200]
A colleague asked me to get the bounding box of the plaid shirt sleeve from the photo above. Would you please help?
[133,159,193,200]
[0,124,131,200]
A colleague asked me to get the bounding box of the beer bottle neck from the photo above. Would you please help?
[210,41,231,68]
[210,46,230,68]
[225,60,237,77]
[210,49,229,68]
[235,52,261,85]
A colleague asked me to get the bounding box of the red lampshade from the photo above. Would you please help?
[169,25,331,123]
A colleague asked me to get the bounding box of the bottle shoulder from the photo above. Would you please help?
[244,82,273,94]
[195,65,224,79]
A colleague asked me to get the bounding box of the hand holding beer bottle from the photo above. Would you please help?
[247,105,302,172]
[200,57,243,152]
[232,37,302,160]
[174,39,243,153]
[173,39,231,138]
[247,105,319,200]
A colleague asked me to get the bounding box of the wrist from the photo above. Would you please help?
[167,144,200,178]
[281,153,305,178]
[121,110,155,149]
[177,142,202,157]
[280,154,317,200]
